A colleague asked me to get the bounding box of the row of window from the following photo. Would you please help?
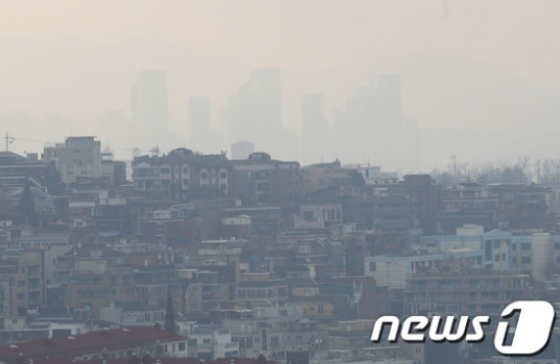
[237,288,288,298]
[159,166,227,180]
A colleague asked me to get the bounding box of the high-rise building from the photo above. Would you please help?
[187,97,220,153]
[333,74,419,171]
[231,141,254,160]
[334,86,376,164]
[250,68,282,134]
[301,94,331,165]
[130,70,169,150]
[223,68,287,159]
[377,74,403,170]
[403,117,421,173]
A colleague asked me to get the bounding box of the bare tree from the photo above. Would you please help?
[535,159,560,186]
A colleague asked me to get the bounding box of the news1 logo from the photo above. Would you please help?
[371,301,556,356]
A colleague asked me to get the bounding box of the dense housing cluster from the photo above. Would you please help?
[1,139,560,364]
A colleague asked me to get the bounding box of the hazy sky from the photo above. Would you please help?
[1,1,559,77]
[1,1,560,169]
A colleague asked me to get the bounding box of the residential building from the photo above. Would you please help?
[229,152,300,207]
[404,269,530,315]
[189,324,239,360]
[0,151,58,189]
[42,137,102,184]
[237,275,289,309]
[299,204,343,229]
[439,182,499,233]
[300,161,352,195]
[65,263,136,315]
[220,306,319,361]
[134,265,182,310]
[402,174,441,235]
[101,149,126,186]
[372,184,410,234]
[419,225,512,270]
[132,148,230,192]
[0,249,45,316]
[364,249,483,288]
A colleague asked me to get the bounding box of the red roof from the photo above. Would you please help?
[0,326,186,362]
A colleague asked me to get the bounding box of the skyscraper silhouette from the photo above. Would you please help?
[188,96,220,153]
[301,93,331,165]
[223,68,296,160]
[130,70,169,150]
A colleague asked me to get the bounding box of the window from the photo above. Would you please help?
[179,342,186,351]
[182,166,189,174]
[220,172,227,179]
[201,172,208,179]
[183,179,190,185]
[521,257,531,264]
[160,167,170,174]
[318,304,324,314]
[369,262,376,272]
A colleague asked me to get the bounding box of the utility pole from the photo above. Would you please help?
[5,132,14,151]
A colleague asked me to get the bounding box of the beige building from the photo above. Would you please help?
[43,136,102,183]
[0,249,45,316]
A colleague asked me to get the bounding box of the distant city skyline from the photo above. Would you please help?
[3,64,560,176]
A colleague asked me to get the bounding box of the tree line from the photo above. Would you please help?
[430,156,560,186]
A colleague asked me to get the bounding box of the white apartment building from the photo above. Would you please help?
[188,325,239,360]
